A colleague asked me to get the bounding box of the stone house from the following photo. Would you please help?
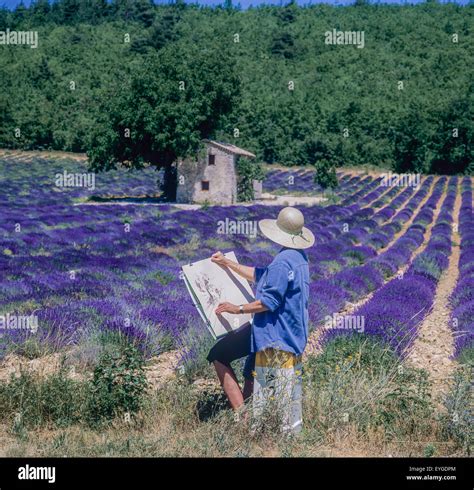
[176,140,256,205]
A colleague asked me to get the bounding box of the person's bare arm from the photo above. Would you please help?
[215,300,268,315]
[211,251,255,282]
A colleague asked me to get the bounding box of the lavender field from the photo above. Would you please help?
[0,152,472,457]
[0,155,390,360]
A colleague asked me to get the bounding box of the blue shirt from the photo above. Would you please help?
[252,248,310,356]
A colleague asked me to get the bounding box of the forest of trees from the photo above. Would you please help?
[0,0,472,176]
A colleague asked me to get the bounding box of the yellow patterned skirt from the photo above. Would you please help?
[252,348,303,434]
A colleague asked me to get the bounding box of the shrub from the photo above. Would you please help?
[85,344,148,427]
[314,160,338,190]
[440,367,473,455]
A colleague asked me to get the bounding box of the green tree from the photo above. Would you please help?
[271,31,296,59]
[88,42,240,200]
[110,0,134,21]
[430,85,474,175]
[0,8,9,30]
[78,0,109,23]
[62,0,81,24]
[31,0,51,23]
[150,6,182,50]
[133,0,155,27]
[391,104,435,174]
[12,1,28,25]
[236,157,265,201]
[314,159,339,190]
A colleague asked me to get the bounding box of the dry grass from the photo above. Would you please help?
[0,390,459,458]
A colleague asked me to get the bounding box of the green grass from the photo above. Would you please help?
[439,366,473,455]
[456,347,474,367]
[1,334,470,457]
[0,344,148,431]
[320,260,343,275]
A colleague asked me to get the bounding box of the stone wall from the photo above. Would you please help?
[176,146,237,205]
[253,180,263,199]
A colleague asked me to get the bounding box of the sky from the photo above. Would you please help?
[1,0,471,9]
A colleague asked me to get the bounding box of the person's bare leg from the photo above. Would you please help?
[213,361,244,410]
[243,379,254,401]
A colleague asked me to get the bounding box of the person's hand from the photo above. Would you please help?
[211,251,228,267]
[215,302,239,315]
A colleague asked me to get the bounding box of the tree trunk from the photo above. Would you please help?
[161,164,177,201]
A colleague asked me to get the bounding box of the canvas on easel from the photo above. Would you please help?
[182,252,254,339]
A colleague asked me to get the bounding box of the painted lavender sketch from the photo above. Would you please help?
[182,252,254,339]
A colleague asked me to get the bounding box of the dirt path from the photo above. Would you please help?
[257,194,328,206]
[0,349,182,391]
[143,350,181,390]
[304,177,445,359]
[0,353,83,383]
[407,181,461,401]
[0,149,87,161]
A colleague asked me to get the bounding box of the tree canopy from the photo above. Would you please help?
[0,1,472,175]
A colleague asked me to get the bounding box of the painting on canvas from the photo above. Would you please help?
[182,252,255,339]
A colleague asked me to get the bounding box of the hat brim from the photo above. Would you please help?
[258,219,315,250]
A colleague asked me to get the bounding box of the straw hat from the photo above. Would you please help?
[259,207,315,250]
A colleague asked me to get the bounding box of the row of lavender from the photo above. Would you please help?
[263,167,402,206]
[322,177,458,357]
[308,177,437,330]
[305,180,417,280]
[341,176,384,206]
[449,177,474,360]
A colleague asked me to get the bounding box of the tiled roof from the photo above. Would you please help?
[204,140,256,158]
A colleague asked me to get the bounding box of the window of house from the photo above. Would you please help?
[201,180,210,191]
[208,154,216,165]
